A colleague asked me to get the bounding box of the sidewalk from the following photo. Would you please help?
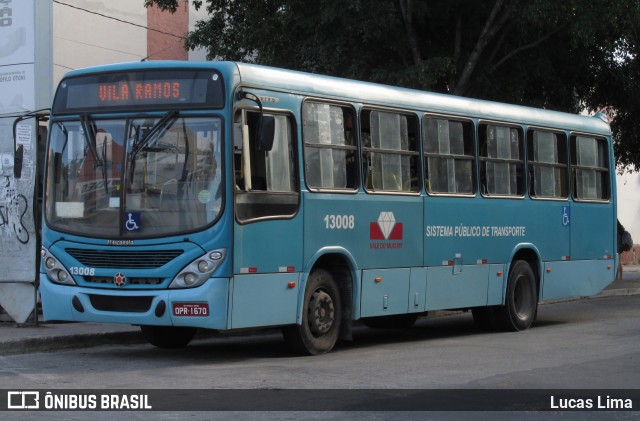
[1,266,639,356]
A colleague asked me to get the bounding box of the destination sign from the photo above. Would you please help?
[53,69,224,113]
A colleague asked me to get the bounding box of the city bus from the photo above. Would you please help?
[38,61,616,355]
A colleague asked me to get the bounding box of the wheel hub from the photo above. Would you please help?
[308,290,334,336]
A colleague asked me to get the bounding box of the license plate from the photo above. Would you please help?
[173,302,209,317]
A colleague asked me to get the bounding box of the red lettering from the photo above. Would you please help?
[121,84,129,100]
[144,83,152,99]
[99,85,107,101]
[153,83,162,98]
[111,85,120,101]
[135,83,143,100]
[172,82,180,98]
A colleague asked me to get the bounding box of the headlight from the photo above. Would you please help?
[197,260,210,273]
[45,257,56,270]
[184,272,198,285]
[169,248,226,289]
[41,247,76,286]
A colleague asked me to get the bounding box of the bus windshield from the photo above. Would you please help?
[45,116,223,238]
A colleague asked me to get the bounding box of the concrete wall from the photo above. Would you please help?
[53,0,148,86]
[617,171,640,265]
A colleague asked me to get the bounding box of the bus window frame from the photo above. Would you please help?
[360,106,422,196]
[477,119,526,200]
[301,98,360,194]
[422,112,477,198]
[233,106,301,225]
[569,131,611,203]
[526,126,569,202]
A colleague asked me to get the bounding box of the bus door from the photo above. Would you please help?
[231,108,302,329]
[561,134,615,298]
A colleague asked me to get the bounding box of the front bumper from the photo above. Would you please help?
[39,274,230,330]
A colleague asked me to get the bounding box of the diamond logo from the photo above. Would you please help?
[370,211,403,242]
[378,212,396,240]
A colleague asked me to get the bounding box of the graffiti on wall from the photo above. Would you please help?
[0,175,29,244]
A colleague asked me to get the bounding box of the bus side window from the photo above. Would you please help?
[571,135,609,201]
[527,130,568,199]
[361,109,420,193]
[302,102,358,191]
[479,123,524,197]
[234,111,299,222]
[423,116,475,195]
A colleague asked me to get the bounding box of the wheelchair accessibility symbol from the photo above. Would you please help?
[125,212,141,231]
[562,206,570,227]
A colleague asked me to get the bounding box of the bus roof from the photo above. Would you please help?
[62,60,611,136]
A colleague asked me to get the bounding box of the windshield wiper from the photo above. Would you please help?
[80,114,109,194]
[130,110,178,159]
[80,114,102,167]
[128,111,179,187]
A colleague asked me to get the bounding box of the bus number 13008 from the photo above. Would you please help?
[323,214,355,230]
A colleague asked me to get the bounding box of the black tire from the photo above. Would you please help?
[494,260,538,331]
[362,314,419,329]
[283,269,342,355]
[140,325,197,348]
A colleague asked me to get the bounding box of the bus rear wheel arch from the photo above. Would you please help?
[283,268,342,355]
[473,259,538,332]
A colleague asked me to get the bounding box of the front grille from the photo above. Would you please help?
[89,295,153,312]
[66,248,183,269]
[85,276,164,285]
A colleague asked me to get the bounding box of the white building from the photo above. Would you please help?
[617,171,640,256]
[53,0,207,86]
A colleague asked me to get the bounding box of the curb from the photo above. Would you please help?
[0,331,144,356]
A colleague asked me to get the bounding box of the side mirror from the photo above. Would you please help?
[256,116,275,152]
[14,144,23,179]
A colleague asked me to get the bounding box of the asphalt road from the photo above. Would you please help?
[0,294,638,419]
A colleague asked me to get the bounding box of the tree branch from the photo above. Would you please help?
[452,0,517,95]
[398,0,422,65]
[449,15,462,90]
[490,25,567,72]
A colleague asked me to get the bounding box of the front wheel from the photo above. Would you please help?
[283,269,342,355]
[140,325,197,348]
[494,260,538,331]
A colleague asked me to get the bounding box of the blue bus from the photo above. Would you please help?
[39,61,616,355]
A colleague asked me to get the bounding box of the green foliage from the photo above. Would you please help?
[146,0,640,170]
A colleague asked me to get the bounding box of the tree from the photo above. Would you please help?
[145,0,640,170]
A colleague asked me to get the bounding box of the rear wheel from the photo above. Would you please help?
[494,260,538,331]
[140,325,197,348]
[283,269,342,355]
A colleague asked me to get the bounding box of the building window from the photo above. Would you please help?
[479,123,524,196]
[423,116,475,195]
[361,110,419,193]
[302,102,358,191]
